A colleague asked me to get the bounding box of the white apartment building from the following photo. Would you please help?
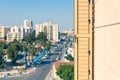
[36,22,59,42]
[7,26,23,42]
[24,20,33,36]
[52,24,58,42]
[36,24,43,36]
[0,26,10,40]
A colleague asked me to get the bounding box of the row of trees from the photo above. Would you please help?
[36,32,51,50]
[0,42,7,68]
[22,31,51,50]
[22,31,48,44]
[0,31,52,67]
[7,42,23,64]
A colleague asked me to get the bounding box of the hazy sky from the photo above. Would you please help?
[0,0,73,30]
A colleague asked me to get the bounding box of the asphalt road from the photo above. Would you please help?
[0,43,64,80]
[0,55,58,80]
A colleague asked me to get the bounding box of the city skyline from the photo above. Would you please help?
[0,0,73,31]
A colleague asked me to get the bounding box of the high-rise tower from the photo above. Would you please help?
[24,20,33,36]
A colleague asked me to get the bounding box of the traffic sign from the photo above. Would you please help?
[3,75,8,79]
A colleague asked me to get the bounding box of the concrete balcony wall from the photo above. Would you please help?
[95,0,120,80]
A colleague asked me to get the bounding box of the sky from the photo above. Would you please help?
[0,0,73,31]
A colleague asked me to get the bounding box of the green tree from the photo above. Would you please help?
[29,45,37,56]
[0,42,8,49]
[22,30,36,44]
[0,42,5,69]
[7,44,18,64]
[65,54,74,61]
[21,42,28,52]
[22,33,32,43]
[0,52,5,69]
[15,42,23,51]
[37,32,47,42]
[4,36,7,40]
[13,39,18,43]
[46,41,51,50]
[56,63,74,80]
[29,48,36,56]
[31,30,36,42]
[7,43,23,64]
[3,43,8,49]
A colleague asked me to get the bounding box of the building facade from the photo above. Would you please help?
[0,26,10,40]
[35,22,59,42]
[52,24,59,42]
[7,26,23,42]
[24,20,33,36]
[74,0,94,80]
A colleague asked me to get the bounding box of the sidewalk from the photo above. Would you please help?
[0,67,37,78]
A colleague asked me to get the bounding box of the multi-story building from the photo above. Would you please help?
[0,26,10,40]
[24,20,33,36]
[52,24,58,41]
[35,24,44,37]
[36,22,59,42]
[7,26,23,42]
[0,25,10,40]
[0,27,5,40]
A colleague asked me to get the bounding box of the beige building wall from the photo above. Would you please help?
[35,24,43,37]
[35,22,59,42]
[35,23,51,39]
[0,27,6,40]
[7,26,23,42]
[52,24,59,42]
[95,0,120,80]
[0,26,10,40]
